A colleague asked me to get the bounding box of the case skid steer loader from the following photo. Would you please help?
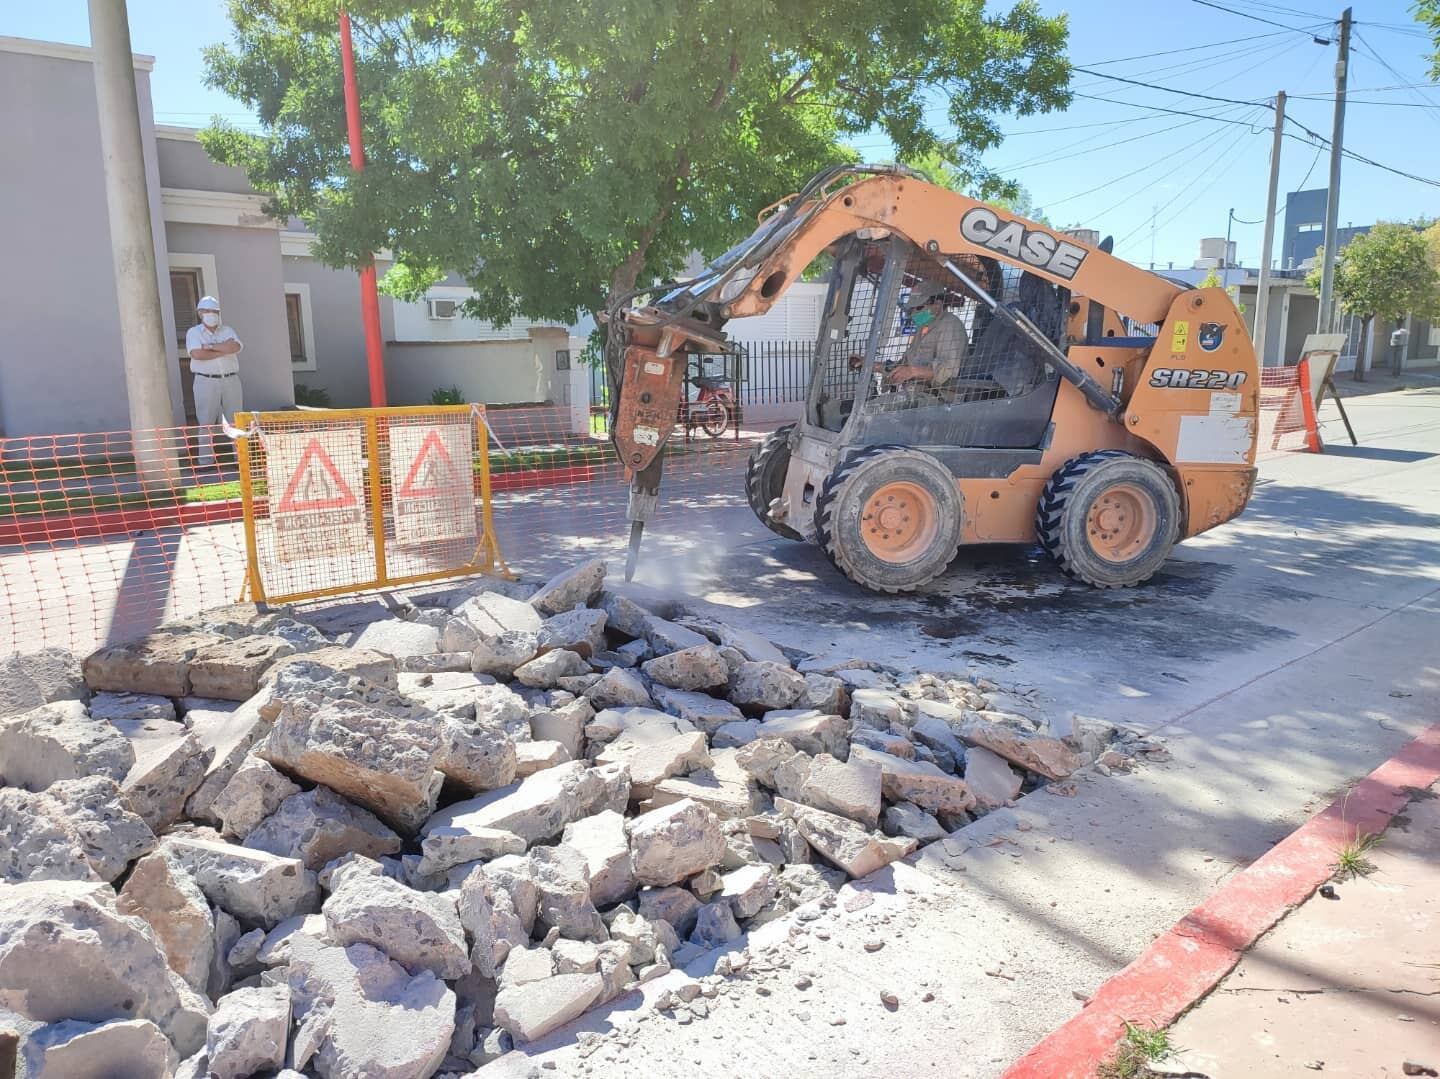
[605,165,1259,593]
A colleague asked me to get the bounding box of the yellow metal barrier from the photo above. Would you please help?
[234,404,509,605]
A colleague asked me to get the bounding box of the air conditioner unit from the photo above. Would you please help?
[427,298,460,320]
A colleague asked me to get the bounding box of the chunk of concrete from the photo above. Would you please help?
[117,848,216,993]
[959,718,1082,780]
[776,798,917,879]
[583,667,653,710]
[849,687,907,730]
[643,617,709,654]
[848,744,976,815]
[911,715,967,773]
[786,752,883,829]
[262,646,397,689]
[852,727,915,759]
[596,724,710,800]
[212,757,300,838]
[637,885,701,937]
[720,864,778,920]
[87,691,174,723]
[493,972,604,1043]
[470,630,540,679]
[626,799,726,887]
[417,822,526,878]
[83,631,221,697]
[163,835,319,929]
[515,739,570,776]
[800,672,847,715]
[962,744,1025,807]
[0,700,134,791]
[0,879,209,1057]
[0,646,84,718]
[206,985,290,1079]
[528,844,607,942]
[19,1018,177,1079]
[322,868,469,979]
[756,709,849,759]
[454,591,544,637]
[245,786,403,869]
[690,901,742,948]
[561,810,636,907]
[189,636,295,701]
[1,778,154,885]
[437,713,518,792]
[596,592,651,637]
[529,696,592,760]
[286,939,454,1078]
[641,644,728,691]
[258,695,444,834]
[528,559,606,616]
[536,608,608,659]
[256,912,330,966]
[113,718,214,832]
[729,661,807,713]
[881,801,947,843]
[351,618,441,659]
[513,649,590,689]
[182,693,273,826]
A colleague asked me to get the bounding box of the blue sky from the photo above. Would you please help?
[8,0,1437,271]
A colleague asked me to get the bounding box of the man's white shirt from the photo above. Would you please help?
[186,324,243,376]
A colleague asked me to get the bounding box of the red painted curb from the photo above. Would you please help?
[1003,722,1440,1079]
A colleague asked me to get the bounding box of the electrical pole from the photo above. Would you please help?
[1223,208,1234,274]
[1316,7,1351,333]
[89,0,180,487]
[339,10,388,406]
[1253,91,1286,365]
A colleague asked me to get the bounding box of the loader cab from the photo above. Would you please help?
[804,235,1070,462]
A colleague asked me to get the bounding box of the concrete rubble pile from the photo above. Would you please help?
[0,561,1153,1077]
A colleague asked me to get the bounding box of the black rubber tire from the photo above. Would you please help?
[1035,450,1181,588]
[814,447,962,593]
[745,424,802,540]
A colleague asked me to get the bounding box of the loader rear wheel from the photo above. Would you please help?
[815,447,961,593]
[745,424,802,540]
[1036,451,1180,588]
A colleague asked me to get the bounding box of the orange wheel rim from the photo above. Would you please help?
[1085,483,1157,562]
[861,481,939,563]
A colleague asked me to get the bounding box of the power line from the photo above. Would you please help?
[1081,31,1288,67]
[1187,0,1333,41]
[1071,67,1269,107]
[1071,92,1278,127]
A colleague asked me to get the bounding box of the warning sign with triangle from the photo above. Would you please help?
[396,428,459,499]
[275,437,361,513]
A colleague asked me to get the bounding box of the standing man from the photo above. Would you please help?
[186,295,243,470]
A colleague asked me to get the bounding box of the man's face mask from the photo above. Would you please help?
[912,308,936,329]
[201,312,221,328]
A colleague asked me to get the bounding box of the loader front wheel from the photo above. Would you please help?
[815,448,961,593]
[1036,451,1180,588]
[745,424,802,540]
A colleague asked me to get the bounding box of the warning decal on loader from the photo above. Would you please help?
[265,427,368,562]
[389,421,477,545]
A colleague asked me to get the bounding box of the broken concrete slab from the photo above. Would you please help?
[729,661,807,713]
[206,985,290,1079]
[720,864,778,920]
[258,695,444,834]
[756,709,849,759]
[1,778,155,885]
[597,592,651,638]
[801,672,847,715]
[182,694,272,827]
[515,739,570,776]
[117,848,216,994]
[529,697,592,760]
[513,648,590,689]
[528,843,607,942]
[852,727,916,759]
[163,835,319,929]
[212,757,300,839]
[785,752,883,829]
[287,939,454,1079]
[0,879,209,1057]
[256,912,330,967]
[776,798,916,879]
[649,685,744,734]
[641,644,729,692]
[470,631,540,679]
[561,810,636,908]
[959,717,1082,780]
[350,618,442,659]
[583,667,653,710]
[642,616,710,655]
[963,744,1024,808]
[82,631,221,697]
[454,591,544,638]
[189,636,295,701]
[437,713,518,792]
[113,718,214,832]
[529,559,606,616]
[536,608,608,659]
[493,972,604,1044]
[911,714,967,773]
[849,687,907,730]
[626,798,726,887]
[322,867,470,979]
[262,646,397,690]
[596,723,711,801]
[584,705,692,745]
[711,719,761,748]
[0,787,97,884]
[848,744,976,815]
[19,1018,177,1079]
[245,786,403,870]
[881,801,947,844]
[0,646,85,718]
[0,699,134,790]
[637,885,701,937]
[87,691,175,723]
[690,900,742,949]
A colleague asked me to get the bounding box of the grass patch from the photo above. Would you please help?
[0,456,137,482]
[1332,831,1382,881]
[1098,1023,1173,1079]
[184,480,250,503]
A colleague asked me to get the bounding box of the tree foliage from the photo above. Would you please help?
[202,0,1070,326]
[1417,0,1440,80]
[1306,223,1440,324]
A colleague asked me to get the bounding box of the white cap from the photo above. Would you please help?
[197,295,221,312]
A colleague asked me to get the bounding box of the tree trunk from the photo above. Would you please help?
[1352,314,1371,382]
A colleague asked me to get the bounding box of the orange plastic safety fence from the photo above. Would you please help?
[1257,364,1322,455]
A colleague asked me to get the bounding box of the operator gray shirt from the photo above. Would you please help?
[902,310,969,383]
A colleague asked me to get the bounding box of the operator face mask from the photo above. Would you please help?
[912,308,936,329]
[201,311,221,329]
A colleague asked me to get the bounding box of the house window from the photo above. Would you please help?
[1296,222,1323,233]
[427,298,460,320]
[169,269,202,349]
[284,283,317,371]
[555,349,571,371]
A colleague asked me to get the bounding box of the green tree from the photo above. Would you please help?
[1417,0,1440,79]
[1307,222,1440,381]
[202,1,1070,329]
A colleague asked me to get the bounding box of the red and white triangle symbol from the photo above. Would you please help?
[275,437,359,513]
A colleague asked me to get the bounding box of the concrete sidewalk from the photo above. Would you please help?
[1162,778,1440,1078]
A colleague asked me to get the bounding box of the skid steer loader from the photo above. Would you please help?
[605,165,1259,593]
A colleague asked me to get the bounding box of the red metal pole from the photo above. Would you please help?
[339,9,387,406]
